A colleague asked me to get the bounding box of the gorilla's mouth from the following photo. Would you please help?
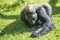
[28,20,36,25]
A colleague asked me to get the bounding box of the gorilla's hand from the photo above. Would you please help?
[31,23,55,37]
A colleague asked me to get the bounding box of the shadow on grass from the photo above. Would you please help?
[49,0,60,15]
[0,13,35,36]
[0,13,18,19]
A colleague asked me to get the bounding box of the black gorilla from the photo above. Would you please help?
[20,4,55,37]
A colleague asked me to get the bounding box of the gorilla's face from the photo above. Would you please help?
[25,12,37,25]
[24,5,38,25]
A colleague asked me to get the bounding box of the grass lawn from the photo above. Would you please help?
[0,0,60,40]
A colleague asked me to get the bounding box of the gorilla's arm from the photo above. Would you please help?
[31,6,55,37]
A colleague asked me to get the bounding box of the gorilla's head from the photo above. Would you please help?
[24,5,38,25]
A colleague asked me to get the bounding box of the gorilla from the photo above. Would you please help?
[20,4,55,37]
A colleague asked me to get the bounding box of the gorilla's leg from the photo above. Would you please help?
[31,23,55,37]
[31,6,55,37]
[42,4,52,17]
[35,4,52,27]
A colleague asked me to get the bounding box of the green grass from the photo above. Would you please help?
[0,0,60,40]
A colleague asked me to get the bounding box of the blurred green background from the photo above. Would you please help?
[0,0,60,40]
